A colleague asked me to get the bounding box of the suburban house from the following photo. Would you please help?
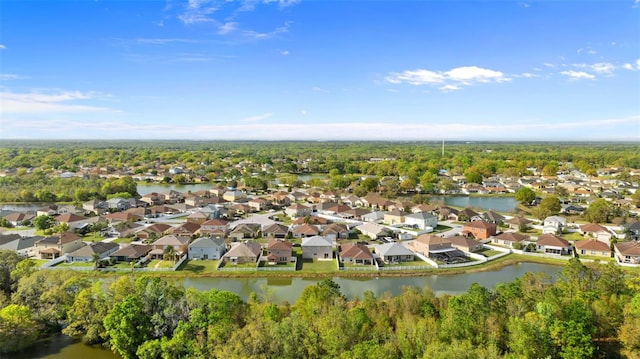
[35,232,85,259]
[82,199,107,214]
[222,190,246,202]
[458,208,480,222]
[361,211,385,224]
[188,237,226,260]
[355,223,390,240]
[262,223,290,239]
[322,223,350,240]
[104,212,143,224]
[106,198,132,211]
[543,216,567,234]
[248,197,270,212]
[408,234,453,256]
[148,235,189,259]
[438,207,459,221]
[109,244,152,263]
[375,242,415,264]
[140,192,165,206]
[491,232,529,248]
[284,203,312,218]
[265,239,293,264]
[448,235,483,252]
[67,242,119,263]
[462,221,497,240]
[221,241,262,264]
[384,209,408,225]
[136,223,172,241]
[186,211,210,224]
[170,222,201,238]
[0,236,41,257]
[344,208,371,221]
[339,243,375,265]
[111,222,143,238]
[624,222,640,240]
[36,204,59,217]
[574,239,611,258]
[580,223,613,243]
[536,234,572,255]
[2,212,35,227]
[301,235,333,260]
[292,223,320,238]
[404,212,438,230]
[483,210,506,224]
[229,223,262,240]
[292,215,328,226]
[199,219,229,237]
[505,216,532,230]
[614,241,640,264]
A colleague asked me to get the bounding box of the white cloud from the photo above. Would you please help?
[242,22,290,39]
[519,72,538,78]
[218,22,238,35]
[386,65,509,92]
[445,66,509,84]
[5,115,637,141]
[281,50,289,55]
[311,86,329,93]
[560,70,595,80]
[0,74,24,81]
[439,84,461,93]
[239,112,273,122]
[0,44,6,50]
[179,0,217,24]
[385,69,444,85]
[300,109,307,116]
[0,90,114,114]
[263,0,301,6]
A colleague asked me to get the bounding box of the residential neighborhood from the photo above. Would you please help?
[1,160,639,273]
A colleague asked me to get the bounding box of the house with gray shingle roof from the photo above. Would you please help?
[375,242,414,263]
[67,242,119,262]
[301,235,333,260]
[189,237,226,260]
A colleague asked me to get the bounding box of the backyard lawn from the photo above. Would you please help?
[380,260,432,268]
[178,259,220,273]
[300,259,337,273]
[476,248,503,257]
[145,260,176,269]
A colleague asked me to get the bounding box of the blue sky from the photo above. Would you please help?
[1,0,639,141]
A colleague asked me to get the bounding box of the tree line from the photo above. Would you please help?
[1,141,639,203]
[1,250,639,358]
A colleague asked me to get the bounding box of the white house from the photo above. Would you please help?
[543,216,567,234]
[301,235,333,260]
[188,237,227,260]
[404,212,438,230]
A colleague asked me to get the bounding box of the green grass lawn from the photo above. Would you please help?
[113,236,135,244]
[258,261,296,268]
[381,260,432,267]
[218,261,258,269]
[29,259,50,267]
[300,258,337,273]
[145,260,176,269]
[576,254,614,262]
[562,232,585,241]
[432,225,453,233]
[83,233,104,242]
[56,261,94,268]
[476,248,503,257]
[178,259,220,273]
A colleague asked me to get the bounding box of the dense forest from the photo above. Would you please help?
[1,250,639,358]
[0,140,639,203]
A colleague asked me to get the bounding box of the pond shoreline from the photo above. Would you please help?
[87,254,567,281]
